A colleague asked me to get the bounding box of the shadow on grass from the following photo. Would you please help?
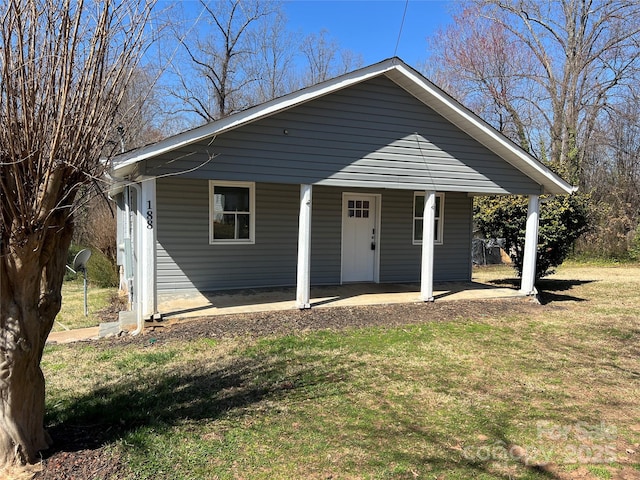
[349,402,563,479]
[43,354,324,456]
[43,344,566,479]
[487,277,595,305]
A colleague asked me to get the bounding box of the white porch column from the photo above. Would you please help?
[296,184,312,309]
[139,177,158,319]
[520,194,540,296]
[420,190,436,302]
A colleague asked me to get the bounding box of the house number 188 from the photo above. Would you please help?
[146,200,153,229]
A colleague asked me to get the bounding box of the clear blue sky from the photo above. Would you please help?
[282,0,453,67]
[170,1,454,69]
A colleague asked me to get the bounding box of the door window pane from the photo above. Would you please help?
[348,198,371,220]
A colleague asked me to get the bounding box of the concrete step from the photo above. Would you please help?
[98,321,122,338]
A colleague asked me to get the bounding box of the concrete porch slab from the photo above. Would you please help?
[158,281,525,320]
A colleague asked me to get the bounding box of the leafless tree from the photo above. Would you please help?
[579,93,640,255]
[0,0,155,471]
[170,0,276,122]
[245,8,299,104]
[429,0,640,183]
[165,1,365,125]
[116,69,168,151]
[300,29,363,85]
[428,0,640,257]
[482,0,640,182]
[427,6,540,153]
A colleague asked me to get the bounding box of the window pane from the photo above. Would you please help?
[363,210,369,218]
[348,200,354,208]
[434,219,440,241]
[237,214,250,239]
[363,201,369,208]
[356,200,362,208]
[215,186,249,212]
[414,219,423,241]
[355,210,362,218]
[435,196,441,217]
[213,214,236,239]
[414,195,424,216]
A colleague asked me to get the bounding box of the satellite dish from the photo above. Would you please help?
[73,248,92,272]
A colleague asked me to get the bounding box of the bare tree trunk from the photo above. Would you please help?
[0,217,72,465]
[0,0,155,471]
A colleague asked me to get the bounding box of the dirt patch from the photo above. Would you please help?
[111,297,543,347]
[33,448,127,480]
[94,292,127,325]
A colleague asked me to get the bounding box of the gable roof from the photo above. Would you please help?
[112,57,575,195]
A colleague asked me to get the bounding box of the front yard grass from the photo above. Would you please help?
[42,262,640,479]
[53,279,115,331]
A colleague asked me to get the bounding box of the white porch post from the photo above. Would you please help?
[520,194,540,295]
[296,184,312,309]
[140,177,158,319]
[420,190,436,302]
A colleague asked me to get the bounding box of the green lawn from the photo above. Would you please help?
[53,279,116,331]
[42,262,640,479]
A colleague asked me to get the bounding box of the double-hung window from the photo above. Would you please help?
[413,192,444,245]
[209,181,255,244]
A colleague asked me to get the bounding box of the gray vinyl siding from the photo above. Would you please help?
[156,179,471,291]
[310,188,342,285]
[156,178,299,291]
[380,190,472,282]
[144,76,542,195]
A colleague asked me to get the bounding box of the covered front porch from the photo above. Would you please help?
[155,279,527,320]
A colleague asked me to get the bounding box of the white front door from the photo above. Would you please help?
[342,194,379,282]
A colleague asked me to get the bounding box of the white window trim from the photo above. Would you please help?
[209,180,256,245]
[412,192,444,245]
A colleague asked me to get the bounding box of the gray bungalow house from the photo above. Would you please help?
[109,58,575,330]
